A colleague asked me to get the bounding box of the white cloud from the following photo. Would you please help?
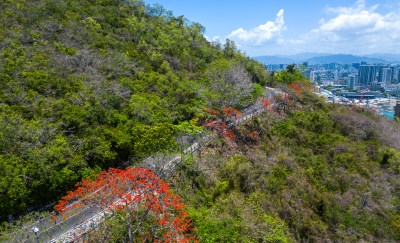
[227,9,286,46]
[296,0,400,54]
[319,1,382,35]
[239,0,400,56]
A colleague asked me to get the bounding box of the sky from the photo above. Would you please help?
[144,0,400,56]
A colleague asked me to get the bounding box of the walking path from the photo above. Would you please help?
[11,87,281,243]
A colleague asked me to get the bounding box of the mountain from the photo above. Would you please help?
[282,52,331,61]
[253,53,397,64]
[252,53,330,64]
[307,54,387,64]
[252,56,299,64]
[364,53,400,63]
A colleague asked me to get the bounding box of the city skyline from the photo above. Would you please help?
[144,0,400,56]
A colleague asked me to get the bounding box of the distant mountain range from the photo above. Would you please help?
[252,53,400,65]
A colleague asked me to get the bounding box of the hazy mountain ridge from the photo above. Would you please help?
[253,53,400,64]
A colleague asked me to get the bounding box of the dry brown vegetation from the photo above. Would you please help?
[172,93,400,242]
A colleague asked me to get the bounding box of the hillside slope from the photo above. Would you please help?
[173,87,400,242]
[0,0,269,218]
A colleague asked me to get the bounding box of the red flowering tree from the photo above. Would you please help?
[197,107,242,144]
[53,167,195,242]
[261,94,291,115]
[261,80,313,115]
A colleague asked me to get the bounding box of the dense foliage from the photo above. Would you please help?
[0,0,269,218]
[173,85,400,242]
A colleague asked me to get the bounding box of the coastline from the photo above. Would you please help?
[315,88,397,119]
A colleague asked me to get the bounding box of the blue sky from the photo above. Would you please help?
[144,0,400,56]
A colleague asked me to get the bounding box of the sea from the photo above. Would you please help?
[377,105,395,119]
[379,110,395,119]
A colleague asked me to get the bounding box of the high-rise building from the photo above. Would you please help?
[358,65,377,87]
[352,63,360,70]
[323,63,336,70]
[378,66,395,84]
[394,67,400,83]
[398,69,400,84]
[347,75,356,89]
[379,68,392,85]
[390,66,396,83]
[378,65,388,81]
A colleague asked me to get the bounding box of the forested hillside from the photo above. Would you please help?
[174,85,400,242]
[0,0,270,219]
[36,81,400,242]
